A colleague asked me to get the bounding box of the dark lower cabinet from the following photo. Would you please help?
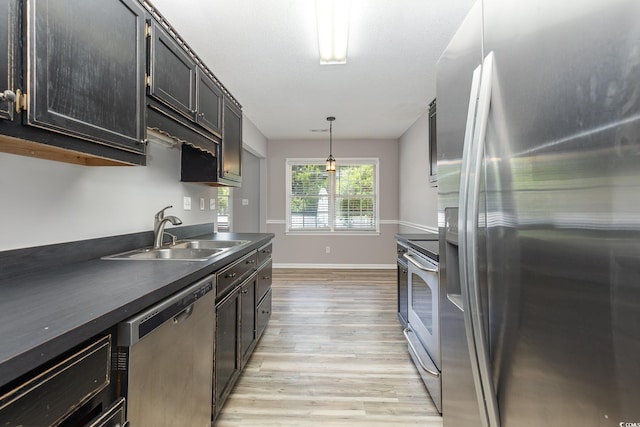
[213,243,273,421]
[86,397,126,427]
[214,287,241,414]
[240,274,257,367]
[257,289,272,339]
[27,0,147,154]
[256,259,272,303]
[0,334,121,427]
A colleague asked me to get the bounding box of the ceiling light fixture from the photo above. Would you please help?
[326,116,336,172]
[315,0,350,64]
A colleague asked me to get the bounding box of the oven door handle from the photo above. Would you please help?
[403,253,437,273]
[403,327,440,378]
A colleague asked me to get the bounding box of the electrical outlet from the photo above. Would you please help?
[325,246,331,254]
[242,199,249,206]
[200,198,205,210]
[210,198,216,210]
[183,196,191,210]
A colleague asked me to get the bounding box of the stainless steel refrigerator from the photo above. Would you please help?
[437,0,640,426]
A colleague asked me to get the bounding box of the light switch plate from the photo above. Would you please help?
[183,196,192,210]
[242,199,249,206]
[200,198,205,210]
[210,198,216,210]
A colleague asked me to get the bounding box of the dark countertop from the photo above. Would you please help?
[396,233,440,262]
[0,231,273,389]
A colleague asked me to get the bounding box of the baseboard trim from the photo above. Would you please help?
[273,263,396,270]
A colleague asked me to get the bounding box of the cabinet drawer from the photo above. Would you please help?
[0,335,111,426]
[217,251,258,298]
[256,289,272,339]
[257,259,272,303]
[87,397,126,427]
[257,242,272,266]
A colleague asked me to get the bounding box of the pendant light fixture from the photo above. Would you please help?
[326,116,336,172]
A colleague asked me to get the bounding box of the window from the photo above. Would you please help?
[217,187,231,231]
[286,158,379,233]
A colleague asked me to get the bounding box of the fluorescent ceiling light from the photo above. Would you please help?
[315,0,350,64]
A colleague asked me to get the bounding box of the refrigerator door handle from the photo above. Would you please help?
[454,63,483,314]
[459,51,501,427]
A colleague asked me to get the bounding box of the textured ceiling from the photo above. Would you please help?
[149,0,475,140]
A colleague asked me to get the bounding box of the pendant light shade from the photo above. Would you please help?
[326,116,336,172]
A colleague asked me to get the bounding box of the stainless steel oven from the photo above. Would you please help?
[403,248,441,413]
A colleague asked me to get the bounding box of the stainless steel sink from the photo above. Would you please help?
[102,239,249,261]
[171,239,250,250]
[103,247,225,261]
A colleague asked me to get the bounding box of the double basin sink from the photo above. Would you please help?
[103,239,250,261]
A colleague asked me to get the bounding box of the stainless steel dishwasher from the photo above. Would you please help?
[117,275,215,427]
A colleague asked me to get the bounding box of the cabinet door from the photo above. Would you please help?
[220,98,242,184]
[149,21,196,121]
[215,289,240,405]
[0,0,16,121]
[27,0,146,153]
[240,275,257,366]
[196,68,222,136]
[256,289,272,339]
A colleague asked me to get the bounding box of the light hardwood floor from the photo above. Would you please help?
[215,269,443,427]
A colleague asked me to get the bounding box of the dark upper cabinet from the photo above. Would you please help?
[195,67,222,135]
[220,98,242,185]
[148,20,197,121]
[0,0,16,121]
[27,0,147,155]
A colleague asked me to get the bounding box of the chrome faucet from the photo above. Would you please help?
[153,205,183,249]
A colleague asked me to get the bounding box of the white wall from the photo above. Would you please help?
[266,138,399,268]
[398,112,438,233]
[0,143,217,251]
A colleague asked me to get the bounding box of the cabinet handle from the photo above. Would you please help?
[246,259,256,264]
[198,112,205,118]
[262,310,270,314]
[262,249,271,254]
[225,272,237,278]
[242,289,248,294]
[262,276,271,280]
[0,90,15,120]
[0,89,16,102]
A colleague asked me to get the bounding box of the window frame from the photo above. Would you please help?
[285,157,380,235]
[216,186,232,232]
